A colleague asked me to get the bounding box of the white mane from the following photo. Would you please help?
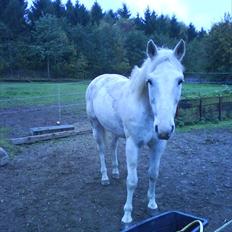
[129,48,184,93]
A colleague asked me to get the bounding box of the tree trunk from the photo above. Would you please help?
[47,57,50,78]
[7,40,13,76]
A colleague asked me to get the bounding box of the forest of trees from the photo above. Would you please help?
[0,0,231,79]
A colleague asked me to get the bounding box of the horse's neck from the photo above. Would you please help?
[130,60,149,96]
[128,63,152,114]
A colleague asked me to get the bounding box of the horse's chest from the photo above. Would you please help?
[124,116,154,145]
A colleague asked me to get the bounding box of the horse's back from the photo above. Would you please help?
[86,74,128,105]
[86,74,128,136]
[87,74,127,91]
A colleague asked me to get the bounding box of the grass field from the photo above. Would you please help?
[0,81,88,108]
[182,83,232,98]
[0,81,231,109]
[177,119,232,132]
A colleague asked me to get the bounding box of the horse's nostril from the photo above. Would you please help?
[155,125,158,133]
[158,132,170,140]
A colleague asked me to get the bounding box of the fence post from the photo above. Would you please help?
[199,97,202,121]
[219,95,222,121]
[176,104,179,118]
[57,84,61,124]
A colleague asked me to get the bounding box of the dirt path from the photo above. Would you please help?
[0,128,232,232]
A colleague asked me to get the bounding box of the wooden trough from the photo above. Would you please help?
[30,125,75,135]
[11,124,91,145]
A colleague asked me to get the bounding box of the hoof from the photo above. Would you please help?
[120,222,133,231]
[112,173,120,179]
[101,179,110,186]
[147,207,159,216]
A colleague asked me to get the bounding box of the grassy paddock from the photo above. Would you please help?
[0,127,19,156]
[0,82,231,109]
[0,81,89,108]
[182,83,232,98]
[177,119,232,132]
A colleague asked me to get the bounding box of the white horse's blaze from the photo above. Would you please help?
[86,39,185,223]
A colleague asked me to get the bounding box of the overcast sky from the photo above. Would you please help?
[27,0,231,31]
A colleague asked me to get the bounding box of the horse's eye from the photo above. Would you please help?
[147,79,153,85]
[178,79,184,85]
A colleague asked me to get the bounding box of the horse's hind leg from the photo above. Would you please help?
[91,119,110,185]
[111,135,119,179]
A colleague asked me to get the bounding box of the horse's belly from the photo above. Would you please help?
[93,88,125,136]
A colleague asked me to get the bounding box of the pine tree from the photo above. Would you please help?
[52,0,65,18]
[187,23,197,42]
[74,1,90,26]
[28,0,53,24]
[32,14,74,78]
[124,29,146,66]
[143,7,157,35]
[90,1,104,25]
[0,0,10,19]
[198,27,207,39]
[0,0,28,73]
[156,14,169,35]
[65,0,75,25]
[134,13,144,30]
[104,10,118,24]
[0,0,27,35]
[118,3,131,19]
[169,15,181,38]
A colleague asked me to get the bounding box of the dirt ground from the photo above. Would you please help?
[0,105,86,137]
[0,125,232,232]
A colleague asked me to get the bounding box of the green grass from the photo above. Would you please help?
[0,82,231,109]
[182,83,232,99]
[0,127,19,157]
[0,81,89,109]
[177,119,232,132]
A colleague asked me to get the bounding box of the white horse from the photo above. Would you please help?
[86,39,185,224]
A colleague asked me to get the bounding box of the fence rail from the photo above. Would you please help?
[177,95,232,125]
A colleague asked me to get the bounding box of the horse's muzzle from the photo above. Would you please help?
[158,132,171,140]
[155,125,174,140]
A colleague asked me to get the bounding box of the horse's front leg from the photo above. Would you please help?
[122,137,140,224]
[147,139,167,210]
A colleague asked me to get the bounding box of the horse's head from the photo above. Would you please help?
[146,39,185,140]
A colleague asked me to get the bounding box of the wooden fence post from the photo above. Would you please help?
[219,95,222,121]
[176,105,179,118]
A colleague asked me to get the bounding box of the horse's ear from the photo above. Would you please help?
[173,39,186,61]
[146,40,158,59]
